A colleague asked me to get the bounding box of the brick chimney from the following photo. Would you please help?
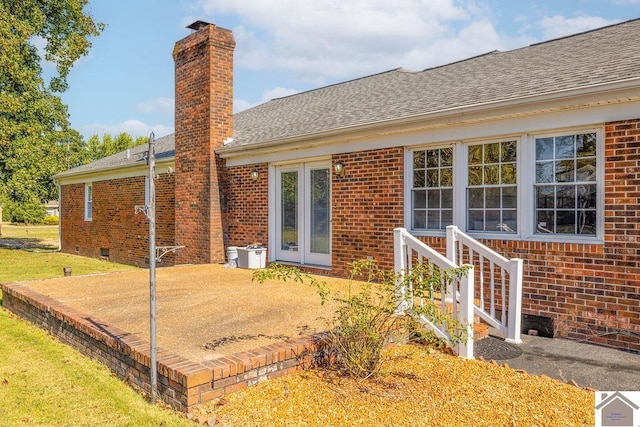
[173,21,235,264]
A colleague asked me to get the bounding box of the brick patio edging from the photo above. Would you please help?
[0,282,316,413]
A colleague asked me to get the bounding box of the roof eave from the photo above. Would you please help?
[55,157,175,185]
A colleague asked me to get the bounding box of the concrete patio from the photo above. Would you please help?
[10,264,350,363]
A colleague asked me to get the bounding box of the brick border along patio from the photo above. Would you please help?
[1,282,316,413]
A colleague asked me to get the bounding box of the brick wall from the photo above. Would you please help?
[414,120,639,352]
[59,174,175,266]
[225,164,269,250]
[173,23,235,264]
[331,148,405,276]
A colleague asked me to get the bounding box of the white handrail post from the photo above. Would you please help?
[457,264,475,359]
[446,225,457,264]
[445,225,458,302]
[394,228,408,315]
[505,258,523,344]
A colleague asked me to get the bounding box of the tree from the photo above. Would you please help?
[0,0,104,221]
[84,132,148,163]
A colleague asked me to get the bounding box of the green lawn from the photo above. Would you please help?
[0,225,192,426]
[0,249,137,283]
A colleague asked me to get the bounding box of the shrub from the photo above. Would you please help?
[253,259,469,378]
[43,215,59,225]
[3,201,46,224]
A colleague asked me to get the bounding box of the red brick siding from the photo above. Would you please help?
[332,148,405,276]
[225,164,269,251]
[173,24,234,264]
[59,175,175,267]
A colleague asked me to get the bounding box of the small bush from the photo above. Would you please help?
[43,215,59,225]
[253,259,469,379]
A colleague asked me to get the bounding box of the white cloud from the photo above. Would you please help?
[135,97,174,115]
[194,0,513,83]
[81,120,173,139]
[538,15,620,40]
[233,98,252,113]
[234,86,299,112]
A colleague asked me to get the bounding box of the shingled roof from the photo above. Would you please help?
[55,134,174,179]
[228,17,640,148]
[56,18,640,179]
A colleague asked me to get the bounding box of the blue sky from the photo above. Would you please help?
[57,0,640,139]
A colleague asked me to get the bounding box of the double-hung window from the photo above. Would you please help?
[411,148,453,230]
[84,183,93,221]
[467,141,517,233]
[408,128,600,241]
[534,132,597,235]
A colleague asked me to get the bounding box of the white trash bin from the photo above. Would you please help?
[237,246,266,269]
[226,246,238,268]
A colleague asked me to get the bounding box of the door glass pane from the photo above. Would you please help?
[310,168,330,254]
[281,171,298,251]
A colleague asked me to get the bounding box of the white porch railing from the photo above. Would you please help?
[394,226,524,358]
[446,225,523,344]
[394,228,475,359]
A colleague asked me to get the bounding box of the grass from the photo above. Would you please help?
[0,222,59,240]
[0,307,192,426]
[0,224,192,426]
[0,249,137,283]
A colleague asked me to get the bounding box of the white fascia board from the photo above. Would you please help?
[55,159,175,186]
[219,79,640,166]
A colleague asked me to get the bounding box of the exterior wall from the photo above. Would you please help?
[226,123,639,352]
[332,148,405,276]
[173,24,235,264]
[225,163,269,251]
[59,174,175,267]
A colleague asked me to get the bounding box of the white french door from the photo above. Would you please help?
[274,161,331,266]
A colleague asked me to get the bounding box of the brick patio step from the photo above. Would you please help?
[474,322,489,341]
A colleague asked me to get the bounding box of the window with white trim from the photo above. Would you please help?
[467,141,517,233]
[84,183,93,221]
[534,132,596,235]
[407,128,601,240]
[411,147,453,230]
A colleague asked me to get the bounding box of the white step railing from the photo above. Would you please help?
[394,228,475,359]
[446,226,523,344]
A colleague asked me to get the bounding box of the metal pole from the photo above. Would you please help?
[148,132,157,403]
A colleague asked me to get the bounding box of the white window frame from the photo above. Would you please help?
[405,126,604,244]
[84,183,93,221]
